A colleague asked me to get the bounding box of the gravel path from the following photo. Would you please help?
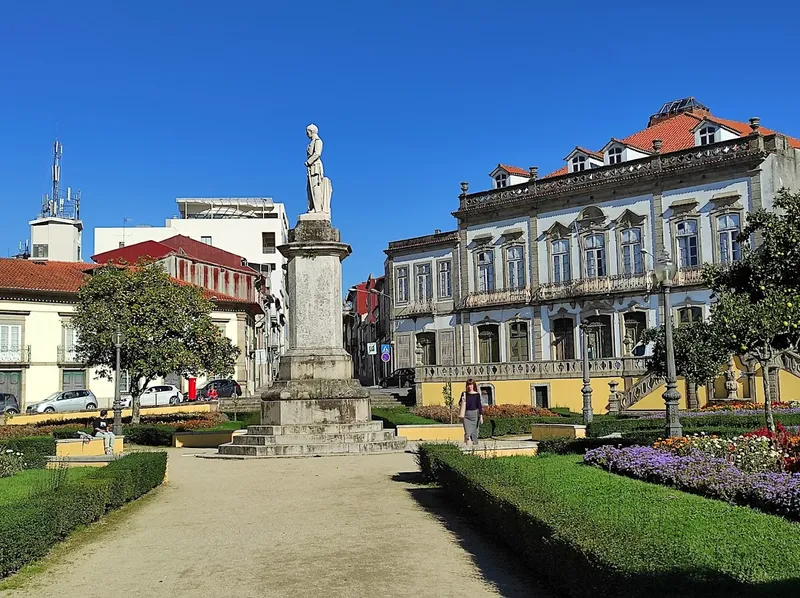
[2,449,552,598]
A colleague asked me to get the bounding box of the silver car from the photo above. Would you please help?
[26,389,98,414]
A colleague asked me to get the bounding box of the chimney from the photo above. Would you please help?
[460,181,469,194]
[652,139,663,154]
[749,117,761,132]
[529,166,539,180]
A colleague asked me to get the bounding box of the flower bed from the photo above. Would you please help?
[584,445,800,521]
[587,412,800,438]
[419,444,800,597]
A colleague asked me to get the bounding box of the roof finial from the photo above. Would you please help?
[652,139,663,154]
[749,117,761,132]
[529,166,539,180]
[460,181,469,194]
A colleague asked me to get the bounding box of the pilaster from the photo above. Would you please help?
[652,190,666,256]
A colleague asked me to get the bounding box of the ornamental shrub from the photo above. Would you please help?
[0,437,56,469]
[0,451,167,578]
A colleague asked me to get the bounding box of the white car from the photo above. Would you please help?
[121,385,183,408]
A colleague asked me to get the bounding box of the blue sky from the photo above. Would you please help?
[3,1,800,289]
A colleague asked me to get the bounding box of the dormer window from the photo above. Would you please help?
[698,126,717,146]
[571,156,586,172]
[494,173,508,188]
[608,147,623,165]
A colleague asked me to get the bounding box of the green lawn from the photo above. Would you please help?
[371,407,437,428]
[419,445,800,597]
[0,468,94,507]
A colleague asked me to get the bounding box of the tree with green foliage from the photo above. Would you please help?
[71,261,240,423]
[704,189,800,431]
[640,320,729,408]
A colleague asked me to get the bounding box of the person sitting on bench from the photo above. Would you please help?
[93,409,115,455]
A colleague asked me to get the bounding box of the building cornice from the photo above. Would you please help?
[385,230,459,257]
[453,133,773,219]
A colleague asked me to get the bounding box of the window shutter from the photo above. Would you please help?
[439,330,455,365]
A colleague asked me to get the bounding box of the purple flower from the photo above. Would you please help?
[584,446,800,520]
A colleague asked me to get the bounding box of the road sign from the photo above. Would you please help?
[380,343,391,355]
[381,352,391,363]
[367,342,377,355]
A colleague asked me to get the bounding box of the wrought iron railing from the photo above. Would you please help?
[57,346,83,364]
[461,287,531,309]
[416,357,647,382]
[395,299,435,318]
[0,346,31,363]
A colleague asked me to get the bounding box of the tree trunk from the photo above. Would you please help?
[762,364,776,432]
[131,393,141,424]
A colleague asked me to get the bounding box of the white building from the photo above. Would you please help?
[94,198,290,375]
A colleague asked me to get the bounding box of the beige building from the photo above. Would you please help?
[0,258,262,410]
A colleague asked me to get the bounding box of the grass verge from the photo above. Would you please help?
[418,444,800,598]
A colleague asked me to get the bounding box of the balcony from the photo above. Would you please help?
[417,357,647,383]
[0,346,31,365]
[57,346,84,365]
[395,299,435,319]
[462,287,531,309]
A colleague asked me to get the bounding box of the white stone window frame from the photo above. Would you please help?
[435,258,453,301]
[674,302,706,326]
[474,247,496,293]
[502,240,526,291]
[394,265,410,305]
[708,195,744,266]
[544,221,573,285]
[671,216,702,270]
[613,210,648,277]
[414,261,434,303]
[571,155,587,173]
[475,320,502,363]
[507,319,531,363]
[607,146,623,165]
[698,126,718,146]
[494,173,508,189]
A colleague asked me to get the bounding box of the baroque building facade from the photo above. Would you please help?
[384,98,800,412]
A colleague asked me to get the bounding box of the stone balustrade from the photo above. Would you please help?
[462,287,531,309]
[416,357,647,383]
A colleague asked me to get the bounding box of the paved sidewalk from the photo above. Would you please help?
[2,449,551,598]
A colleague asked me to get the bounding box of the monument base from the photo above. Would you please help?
[216,398,406,457]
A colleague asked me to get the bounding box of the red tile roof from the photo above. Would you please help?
[0,259,99,293]
[0,257,261,313]
[540,110,800,178]
[576,147,604,160]
[92,235,256,274]
[497,164,531,177]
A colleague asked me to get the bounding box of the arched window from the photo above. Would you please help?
[717,213,741,264]
[509,321,529,362]
[571,155,586,172]
[477,250,495,292]
[584,234,606,278]
[551,239,571,283]
[678,306,703,326]
[676,220,699,268]
[620,228,643,275]
[698,126,717,146]
[506,246,525,290]
[478,324,500,363]
[608,147,623,165]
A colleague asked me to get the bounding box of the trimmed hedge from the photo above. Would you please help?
[537,437,646,455]
[588,413,800,438]
[0,451,167,578]
[481,415,584,438]
[0,436,56,469]
[418,444,800,597]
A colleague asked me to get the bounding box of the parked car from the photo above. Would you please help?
[26,389,98,414]
[120,385,183,408]
[379,368,415,389]
[197,379,242,400]
[0,393,20,415]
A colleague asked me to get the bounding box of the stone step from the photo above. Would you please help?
[232,430,398,446]
[247,422,384,435]
[217,438,408,457]
[219,398,261,412]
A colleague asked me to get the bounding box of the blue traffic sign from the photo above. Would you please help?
[380,343,391,355]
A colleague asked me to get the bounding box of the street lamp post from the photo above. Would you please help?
[579,318,604,424]
[113,328,123,436]
[654,252,682,438]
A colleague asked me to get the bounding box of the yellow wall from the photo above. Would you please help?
[422,377,622,414]
[395,424,464,442]
[55,436,124,457]
[173,429,243,448]
[5,402,215,426]
[779,370,800,402]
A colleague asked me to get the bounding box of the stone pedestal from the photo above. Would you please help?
[218,218,406,458]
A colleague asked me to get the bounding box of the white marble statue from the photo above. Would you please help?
[305,124,333,216]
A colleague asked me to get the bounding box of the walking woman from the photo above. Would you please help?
[459,379,484,446]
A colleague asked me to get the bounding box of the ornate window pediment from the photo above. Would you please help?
[545,221,572,241]
[613,209,647,228]
[710,192,742,211]
[501,228,524,241]
[471,233,493,247]
[574,206,607,232]
[669,198,699,217]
